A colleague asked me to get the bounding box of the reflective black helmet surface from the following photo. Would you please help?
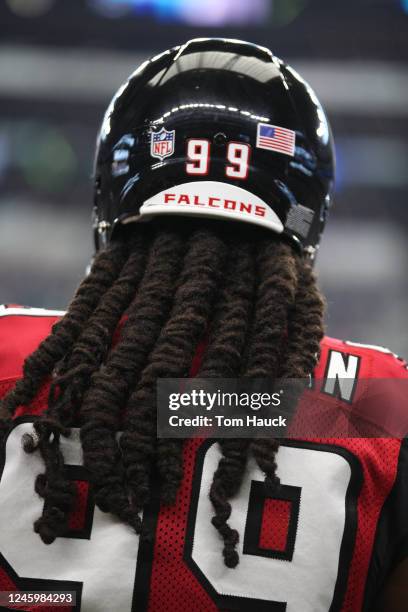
[93,38,335,260]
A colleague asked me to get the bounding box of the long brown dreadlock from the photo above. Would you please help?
[0,217,324,568]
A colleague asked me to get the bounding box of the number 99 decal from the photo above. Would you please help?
[186,139,251,180]
[186,139,211,175]
[225,142,251,179]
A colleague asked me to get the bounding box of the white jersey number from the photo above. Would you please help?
[0,424,358,612]
[0,422,140,611]
[186,440,357,612]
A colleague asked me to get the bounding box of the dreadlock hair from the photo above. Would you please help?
[0,217,325,566]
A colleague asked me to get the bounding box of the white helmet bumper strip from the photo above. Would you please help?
[137,181,284,233]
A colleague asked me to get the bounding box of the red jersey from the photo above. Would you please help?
[0,305,407,612]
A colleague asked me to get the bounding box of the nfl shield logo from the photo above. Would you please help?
[150,127,175,161]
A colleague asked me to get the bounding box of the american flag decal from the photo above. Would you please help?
[256,123,296,157]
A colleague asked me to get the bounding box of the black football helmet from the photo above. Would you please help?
[93,38,335,260]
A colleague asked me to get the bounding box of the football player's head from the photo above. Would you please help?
[93,37,334,262]
[1,39,331,567]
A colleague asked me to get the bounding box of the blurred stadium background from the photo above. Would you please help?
[0,0,407,353]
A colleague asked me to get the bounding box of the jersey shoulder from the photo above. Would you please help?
[308,335,408,438]
[318,335,408,379]
[0,305,65,382]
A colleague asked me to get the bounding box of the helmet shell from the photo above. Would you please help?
[94,38,335,260]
